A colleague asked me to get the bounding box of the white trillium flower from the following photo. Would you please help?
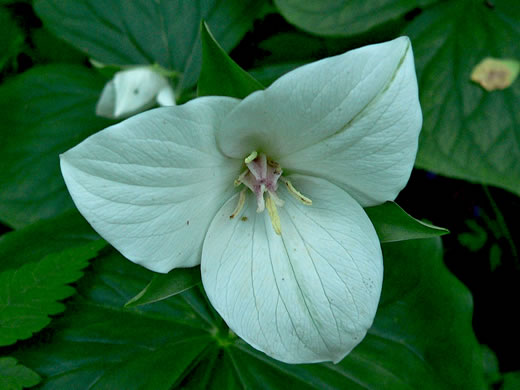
[61,37,422,364]
[96,66,176,119]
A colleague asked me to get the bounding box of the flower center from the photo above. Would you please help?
[230,151,312,235]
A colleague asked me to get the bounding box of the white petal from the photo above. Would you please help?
[113,67,169,118]
[281,40,422,206]
[201,175,382,364]
[217,37,414,161]
[156,85,176,106]
[95,80,117,119]
[61,97,242,273]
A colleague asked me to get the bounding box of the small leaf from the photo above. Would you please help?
[458,219,488,251]
[365,201,448,242]
[0,357,40,390]
[125,267,202,308]
[0,240,106,346]
[198,21,264,99]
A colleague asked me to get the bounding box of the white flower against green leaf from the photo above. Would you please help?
[96,66,176,119]
[61,37,422,364]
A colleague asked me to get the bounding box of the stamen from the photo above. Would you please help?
[234,169,249,187]
[265,194,282,235]
[280,177,312,205]
[268,189,285,207]
[229,189,246,219]
[244,151,258,164]
[232,153,311,235]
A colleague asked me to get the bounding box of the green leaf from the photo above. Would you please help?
[365,201,448,242]
[481,345,501,387]
[0,7,24,71]
[14,251,216,390]
[125,267,202,308]
[502,372,520,390]
[198,21,264,99]
[0,357,40,390]
[405,0,520,195]
[0,65,112,228]
[14,238,485,389]
[0,210,99,273]
[458,219,488,251]
[34,0,264,91]
[274,0,439,37]
[31,28,86,64]
[0,240,106,346]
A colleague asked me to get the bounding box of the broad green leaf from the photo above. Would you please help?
[125,267,202,308]
[405,0,520,195]
[0,210,99,273]
[274,0,438,37]
[0,65,112,228]
[0,240,106,346]
[14,239,484,389]
[365,201,448,242]
[31,28,86,64]
[0,7,24,71]
[34,0,264,91]
[198,21,264,98]
[0,357,40,390]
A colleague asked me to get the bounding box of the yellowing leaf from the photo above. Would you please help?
[471,57,520,91]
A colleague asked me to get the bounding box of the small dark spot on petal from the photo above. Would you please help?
[186,220,190,225]
[133,88,139,95]
[241,216,248,222]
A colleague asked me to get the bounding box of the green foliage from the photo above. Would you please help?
[31,28,86,64]
[13,239,485,389]
[0,357,40,390]
[0,65,112,228]
[0,210,99,272]
[198,22,264,98]
[502,372,520,390]
[125,267,202,308]
[34,0,264,92]
[405,0,520,195]
[365,201,448,242]
[0,7,24,72]
[458,219,488,251]
[481,345,501,387]
[0,240,106,346]
[274,0,439,36]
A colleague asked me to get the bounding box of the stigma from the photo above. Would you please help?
[231,151,312,235]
